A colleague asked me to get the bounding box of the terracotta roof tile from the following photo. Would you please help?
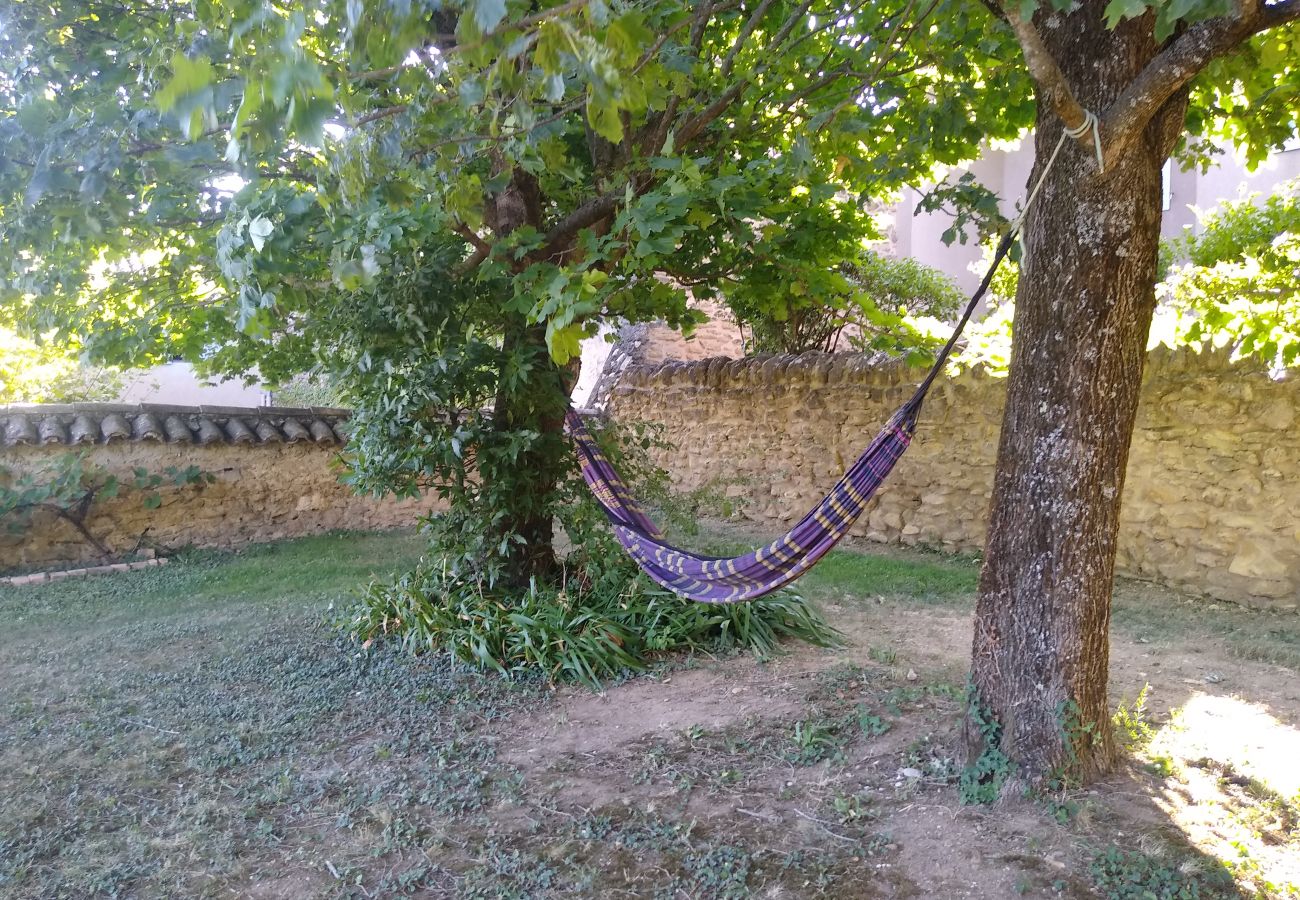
[282,419,311,443]
[0,404,352,449]
[225,417,255,444]
[253,420,282,443]
[5,416,36,445]
[38,417,66,445]
[101,413,131,442]
[163,415,192,443]
[133,413,164,441]
[69,414,97,445]
[308,420,336,443]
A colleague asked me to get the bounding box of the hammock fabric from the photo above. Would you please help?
[567,404,918,603]
[569,233,1015,604]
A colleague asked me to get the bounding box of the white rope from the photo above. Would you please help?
[1007,108,1104,239]
[1066,109,1105,175]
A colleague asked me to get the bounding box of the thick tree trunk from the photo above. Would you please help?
[965,4,1188,789]
[490,317,571,584]
[484,168,571,585]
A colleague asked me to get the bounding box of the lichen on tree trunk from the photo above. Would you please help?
[965,2,1190,790]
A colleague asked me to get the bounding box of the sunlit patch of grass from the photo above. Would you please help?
[1142,693,1300,897]
[797,547,979,604]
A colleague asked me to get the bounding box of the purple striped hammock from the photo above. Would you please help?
[567,405,916,603]
[569,234,1015,604]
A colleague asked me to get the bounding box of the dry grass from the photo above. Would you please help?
[1,529,1296,898]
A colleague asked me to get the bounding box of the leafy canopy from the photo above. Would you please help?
[0,329,122,404]
[0,0,1032,379]
[957,179,1300,374]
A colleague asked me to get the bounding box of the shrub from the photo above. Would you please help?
[345,417,841,686]
[1155,179,1300,368]
[736,250,966,358]
[963,179,1300,372]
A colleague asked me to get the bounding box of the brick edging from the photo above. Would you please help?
[1,557,169,587]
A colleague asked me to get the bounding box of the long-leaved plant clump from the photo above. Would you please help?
[347,558,840,688]
[208,207,839,685]
[345,415,841,687]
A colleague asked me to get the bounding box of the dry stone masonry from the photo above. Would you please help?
[0,403,438,571]
[607,348,1299,610]
[586,302,744,409]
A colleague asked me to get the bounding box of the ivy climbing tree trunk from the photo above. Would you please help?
[966,4,1190,789]
[483,168,572,586]
[490,316,572,584]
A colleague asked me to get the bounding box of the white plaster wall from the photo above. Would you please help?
[116,362,269,406]
[893,139,1300,288]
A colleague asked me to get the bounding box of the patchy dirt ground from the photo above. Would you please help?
[1,531,1297,898]
[491,574,1299,899]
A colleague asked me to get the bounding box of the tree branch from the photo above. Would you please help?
[768,0,817,50]
[349,61,412,82]
[690,0,716,52]
[353,104,410,126]
[456,245,492,275]
[816,0,941,134]
[998,1,1089,135]
[126,124,227,157]
[38,500,113,558]
[1099,0,1300,164]
[454,221,493,256]
[720,0,779,78]
[977,0,1007,24]
[677,81,748,145]
[536,191,624,258]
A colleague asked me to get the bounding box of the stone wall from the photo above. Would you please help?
[0,404,438,572]
[635,302,745,366]
[606,349,1300,610]
[585,302,744,409]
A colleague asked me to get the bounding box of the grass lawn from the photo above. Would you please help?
[1,529,1297,898]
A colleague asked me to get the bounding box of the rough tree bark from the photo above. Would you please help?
[966,3,1190,787]
[490,318,573,583]
[486,169,572,584]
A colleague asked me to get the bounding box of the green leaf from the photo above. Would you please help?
[472,0,508,33]
[605,11,654,64]
[1103,0,1148,29]
[587,96,623,143]
[458,77,485,107]
[249,216,275,252]
[534,21,565,72]
[156,54,215,113]
[542,73,565,103]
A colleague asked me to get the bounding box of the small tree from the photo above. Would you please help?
[1,454,212,560]
[0,0,1030,589]
[735,249,967,356]
[1157,179,1300,367]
